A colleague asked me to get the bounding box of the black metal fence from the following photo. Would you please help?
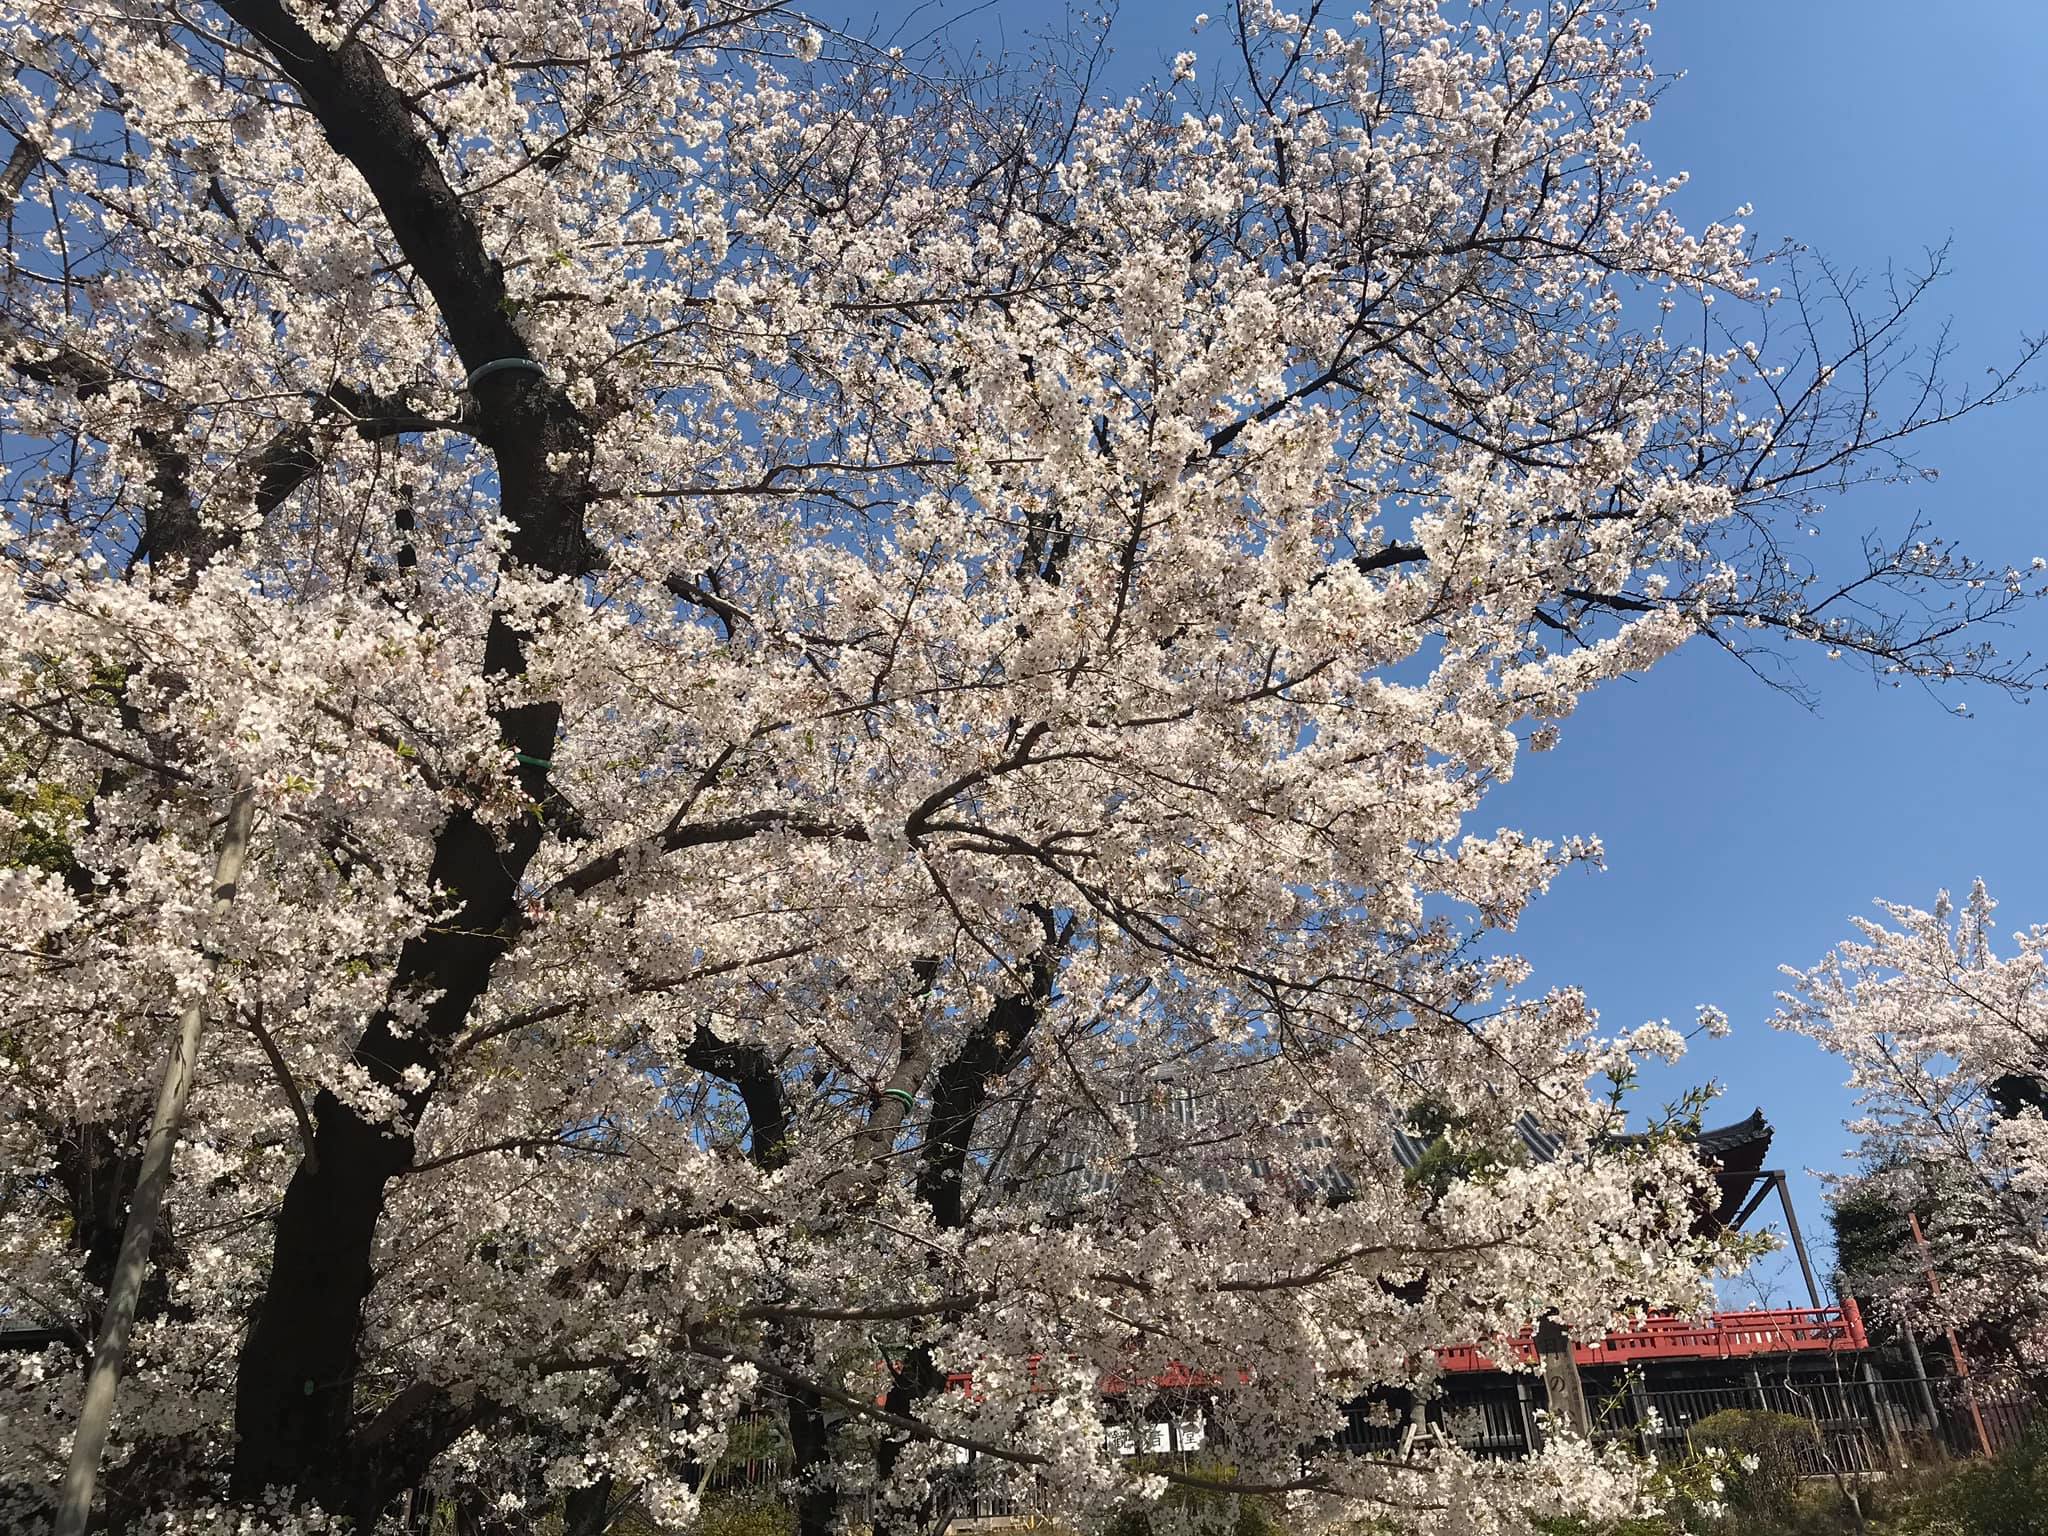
[1329,1365,2033,1471]
[1420,1367,2038,1470]
[1632,1373,2033,1470]
[705,1368,2036,1524]
[1629,1378,1896,1475]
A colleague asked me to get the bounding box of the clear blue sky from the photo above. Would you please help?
[1496,0,2048,1298]
[838,0,2048,1295]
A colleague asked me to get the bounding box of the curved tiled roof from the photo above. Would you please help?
[1022,1096,1773,1232]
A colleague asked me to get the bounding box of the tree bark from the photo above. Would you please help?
[682,1033,845,1536]
[211,3,595,1511]
[561,1474,616,1536]
[873,969,1051,1536]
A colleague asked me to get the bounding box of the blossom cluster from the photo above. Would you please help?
[1776,884,2048,1378]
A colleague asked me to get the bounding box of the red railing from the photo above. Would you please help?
[892,1303,1869,1402]
[1435,1301,1868,1373]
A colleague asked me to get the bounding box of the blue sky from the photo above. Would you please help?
[1495,0,2048,1297]
[836,0,2048,1293]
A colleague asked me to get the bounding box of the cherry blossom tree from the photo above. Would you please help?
[0,0,2039,1531]
[1776,884,2048,1382]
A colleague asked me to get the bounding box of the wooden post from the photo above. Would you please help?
[1627,1369,1657,1458]
[1535,1316,1592,1438]
[1515,1377,1543,1455]
[1908,1212,1992,1457]
[1861,1357,1907,1467]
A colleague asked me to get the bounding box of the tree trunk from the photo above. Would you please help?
[871,976,1049,1535]
[231,796,549,1510]
[208,1,594,1509]
[562,1474,616,1536]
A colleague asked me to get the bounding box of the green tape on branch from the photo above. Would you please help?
[464,357,548,391]
[882,1088,917,1112]
[514,754,553,769]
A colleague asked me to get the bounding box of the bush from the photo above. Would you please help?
[1688,1408,1816,1519]
[1533,1416,1844,1536]
[1881,1429,2048,1536]
[1099,1459,1286,1536]
[697,1490,799,1536]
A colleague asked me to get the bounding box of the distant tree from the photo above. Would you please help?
[1780,885,2048,1382]
[1828,1177,1914,1322]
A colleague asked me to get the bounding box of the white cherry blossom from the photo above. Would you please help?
[0,1,2037,1530]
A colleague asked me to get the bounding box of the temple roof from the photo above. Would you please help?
[1032,1102,1776,1233]
[1692,1107,1774,1163]
[1389,1110,1565,1172]
[1687,1107,1774,1229]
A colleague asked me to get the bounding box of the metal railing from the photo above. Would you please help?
[701,1367,2037,1531]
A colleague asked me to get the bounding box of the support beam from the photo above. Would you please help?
[1774,1172,1823,1310]
[1722,1170,1778,1233]
[57,783,257,1535]
[1899,1328,1942,1436]
[1716,1167,1823,1309]
[1861,1358,1907,1467]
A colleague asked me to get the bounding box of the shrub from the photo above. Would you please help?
[1688,1408,1816,1518]
[1099,1459,1286,1536]
[697,1490,799,1536]
[1881,1429,2048,1536]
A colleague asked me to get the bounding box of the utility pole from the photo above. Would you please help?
[1908,1211,1992,1457]
[1898,1327,1942,1438]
